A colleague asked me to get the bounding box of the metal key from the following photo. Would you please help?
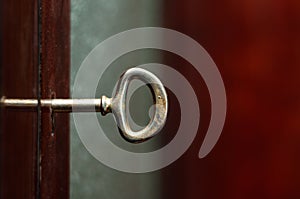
[0,68,168,143]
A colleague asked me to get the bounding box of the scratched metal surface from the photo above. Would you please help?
[70,0,164,198]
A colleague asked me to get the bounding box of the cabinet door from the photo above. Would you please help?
[0,0,70,198]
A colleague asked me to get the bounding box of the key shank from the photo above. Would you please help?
[0,96,112,115]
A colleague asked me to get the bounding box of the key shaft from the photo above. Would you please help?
[0,97,111,114]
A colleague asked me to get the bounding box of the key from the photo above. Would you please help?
[0,68,168,142]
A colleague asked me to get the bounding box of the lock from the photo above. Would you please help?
[0,68,168,143]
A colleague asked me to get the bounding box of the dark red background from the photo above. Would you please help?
[162,0,300,198]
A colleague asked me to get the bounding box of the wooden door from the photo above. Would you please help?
[0,0,70,198]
